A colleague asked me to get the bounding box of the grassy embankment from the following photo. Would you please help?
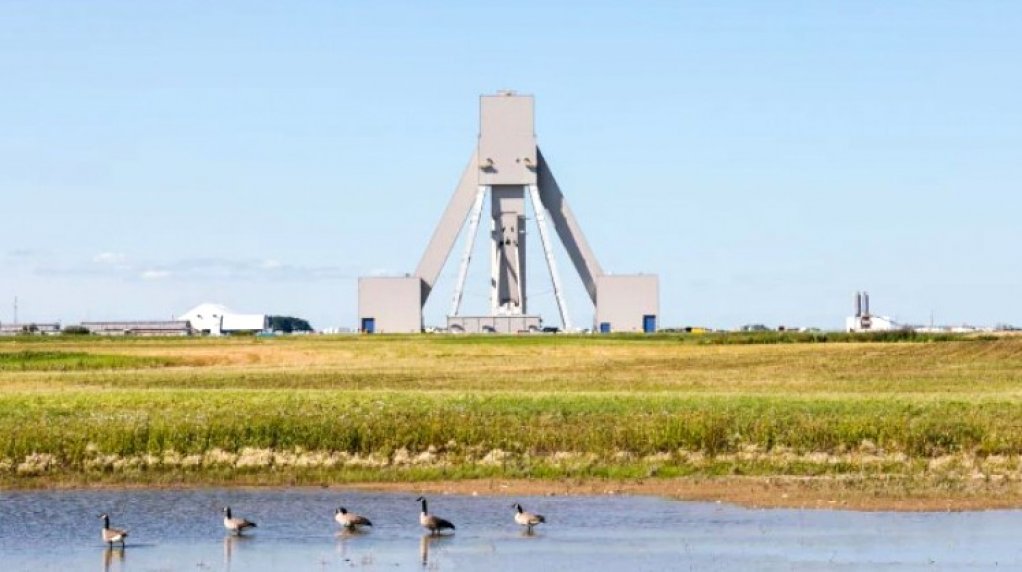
[2,333,1022,508]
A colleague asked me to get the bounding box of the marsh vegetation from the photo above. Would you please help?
[2,333,1021,506]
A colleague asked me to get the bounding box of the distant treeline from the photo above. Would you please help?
[268,316,313,333]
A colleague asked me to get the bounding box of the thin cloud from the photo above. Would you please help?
[93,252,127,264]
[7,249,43,259]
[365,267,403,277]
[140,269,171,280]
[34,255,357,282]
[4,249,51,267]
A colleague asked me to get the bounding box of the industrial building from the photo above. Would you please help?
[0,322,61,336]
[845,291,901,333]
[594,275,659,334]
[358,92,659,334]
[81,320,192,337]
[178,303,267,336]
[0,303,269,337]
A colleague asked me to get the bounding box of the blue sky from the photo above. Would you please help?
[1,1,1019,330]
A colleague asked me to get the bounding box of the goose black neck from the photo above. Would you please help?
[420,498,428,513]
[515,504,523,513]
[102,515,110,529]
[224,508,232,518]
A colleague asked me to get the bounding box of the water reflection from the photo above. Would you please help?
[101,546,124,572]
[2,489,1022,571]
[335,526,369,539]
[223,533,253,569]
[334,526,366,564]
[521,527,540,538]
[419,532,453,568]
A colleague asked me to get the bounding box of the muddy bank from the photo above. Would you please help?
[8,474,1022,512]
[355,475,1022,512]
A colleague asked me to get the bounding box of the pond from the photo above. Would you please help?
[1,488,1019,570]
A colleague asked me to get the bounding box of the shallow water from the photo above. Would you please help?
[1,488,1020,571]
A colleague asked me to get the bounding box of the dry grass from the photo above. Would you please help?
[3,334,1022,396]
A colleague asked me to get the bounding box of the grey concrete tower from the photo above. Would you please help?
[357,92,659,334]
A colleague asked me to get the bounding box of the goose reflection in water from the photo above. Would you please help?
[336,525,370,540]
[223,533,253,569]
[334,525,369,564]
[101,546,124,572]
[420,532,452,568]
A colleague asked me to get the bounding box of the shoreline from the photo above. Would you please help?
[356,476,1022,512]
[5,476,1022,512]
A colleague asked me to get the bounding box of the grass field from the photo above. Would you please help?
[2,333,1021,507]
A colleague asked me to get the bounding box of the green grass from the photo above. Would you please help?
[0,390,1013,457]
[1,334,1021,486]
[0,350,179,371]
[2,390,1021,482]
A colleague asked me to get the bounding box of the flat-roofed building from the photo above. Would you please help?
[81,320,192,336]
[594,275,659,333]
[0,322,61,336]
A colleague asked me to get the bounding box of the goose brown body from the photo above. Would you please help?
[99,513,128,547]
[222,506,257,534]
[335,507,373,529]
[512,503,546,532]
[416,496,455,535]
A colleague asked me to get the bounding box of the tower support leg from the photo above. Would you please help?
[450,185,488,316]
[529,184,572,331]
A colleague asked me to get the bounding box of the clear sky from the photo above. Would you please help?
[1,1,1019,331]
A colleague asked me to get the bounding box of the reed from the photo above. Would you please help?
[2,390,1022,482]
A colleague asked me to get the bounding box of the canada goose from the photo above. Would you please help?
[98,513,128,547]
[335,506,373,529]
[512,502,546,533]
[415,496,455,535]
[222,506,257,535]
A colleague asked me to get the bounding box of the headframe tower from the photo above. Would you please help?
[358,92,658,334]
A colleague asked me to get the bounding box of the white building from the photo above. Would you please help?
[845,313,900,333]
[845,291,903,333]
[178,303,267,336]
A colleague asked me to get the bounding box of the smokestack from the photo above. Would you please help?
[854,291,862,318]
[863,291,870,316]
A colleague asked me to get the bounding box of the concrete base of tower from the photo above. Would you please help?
[447,315,541,334]
[595,275,659,333]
